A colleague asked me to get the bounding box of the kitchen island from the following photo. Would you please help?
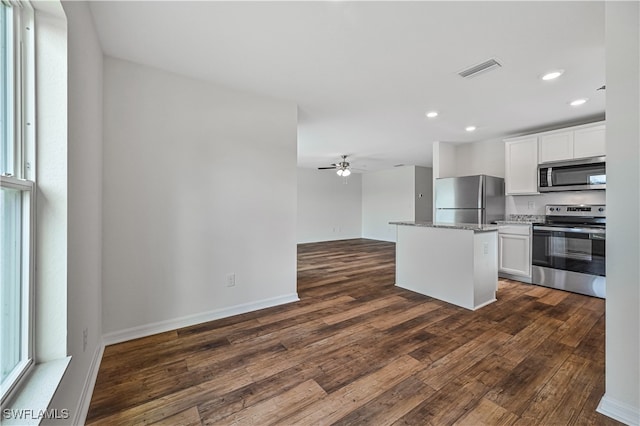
[390,221,499,310]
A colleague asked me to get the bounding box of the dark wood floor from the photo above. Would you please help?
[87,238,619,425]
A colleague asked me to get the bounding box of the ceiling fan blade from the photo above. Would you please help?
[317,166,337,170]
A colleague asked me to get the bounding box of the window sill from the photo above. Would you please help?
[2,357,71,425]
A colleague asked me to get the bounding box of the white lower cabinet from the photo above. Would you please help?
[498,225,532,282]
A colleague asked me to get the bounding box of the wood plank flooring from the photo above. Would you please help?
[86,238,620,425]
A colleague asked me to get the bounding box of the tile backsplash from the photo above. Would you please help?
[506,191,606,216]
[504,214,546,223]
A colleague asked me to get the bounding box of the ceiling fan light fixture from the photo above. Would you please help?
[342,168,351,177]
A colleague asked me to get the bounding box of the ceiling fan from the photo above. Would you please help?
[318,155,352,176]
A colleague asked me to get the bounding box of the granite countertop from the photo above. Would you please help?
[495,214,545,224]
[494,221,535,225]
[389,221,499,232]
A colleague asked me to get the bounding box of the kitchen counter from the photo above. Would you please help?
[391,222,498,310]
[390,221,499,232]
[495,214,544,225]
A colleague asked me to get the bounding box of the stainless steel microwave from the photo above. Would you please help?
[538,156,606,192]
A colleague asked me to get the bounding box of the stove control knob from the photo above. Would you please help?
[599,207,605,212]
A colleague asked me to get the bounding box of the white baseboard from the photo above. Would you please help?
[72,340,105,426]
[597,393,640,425]
[102,293,300,346]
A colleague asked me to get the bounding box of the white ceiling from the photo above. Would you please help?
[88,1,606,172]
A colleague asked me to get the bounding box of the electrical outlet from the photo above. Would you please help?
[483,242,489,255]
[528,201,535,210]
[226,273,236,287]
[82,328,88,352]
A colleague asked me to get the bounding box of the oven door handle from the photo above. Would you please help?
[533,225,606,235]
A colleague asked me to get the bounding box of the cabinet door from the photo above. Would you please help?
[574,125,606,158]
[539,131,574,163]
[505,138,538,195]
[498,233,531,277]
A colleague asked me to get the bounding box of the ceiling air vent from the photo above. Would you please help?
[458,58,502,78]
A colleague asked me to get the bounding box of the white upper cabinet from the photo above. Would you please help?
[574,124,606,159]
[505,137,538,195]
[538,122,606,163]
[539,131,574,163]
[504,121,605,196]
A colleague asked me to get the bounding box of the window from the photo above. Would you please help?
[1,1,35,404]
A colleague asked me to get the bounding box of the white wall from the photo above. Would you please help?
[432,140,504,220]
[34,4,67,364]
[299,166,431,242]
[433,139,504,180]
[102,57,298,336]
[599,2,640,424]
[45,2,104,424]
[454,138,505,178]
[432,142,456,219]
[432,141,457,179]
[362,166,416,242]
[297,168,362,243]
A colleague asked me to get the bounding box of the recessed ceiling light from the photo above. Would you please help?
[465,126,476,132]
[542,70,564,81]
[570,98,588,107]
[426,111,438,118]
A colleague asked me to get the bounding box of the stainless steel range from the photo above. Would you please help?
[532,204,605,298]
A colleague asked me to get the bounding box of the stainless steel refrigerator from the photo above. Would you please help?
[435,175,505,224]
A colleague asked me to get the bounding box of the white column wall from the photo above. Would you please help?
[599,2,640,424]
[46,2,104,424]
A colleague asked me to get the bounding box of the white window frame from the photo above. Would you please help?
[0,0,36,406]
[0,177,35,404]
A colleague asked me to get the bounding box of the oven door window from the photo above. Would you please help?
[551,162,606,187]
[533,229,605,276]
